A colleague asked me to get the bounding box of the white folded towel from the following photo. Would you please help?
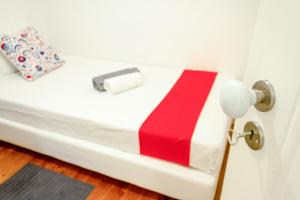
[103,72,143,94]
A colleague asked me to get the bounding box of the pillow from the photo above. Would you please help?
[0,26,65,80]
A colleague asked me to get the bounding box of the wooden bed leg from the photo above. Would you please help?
[214,119,234,200]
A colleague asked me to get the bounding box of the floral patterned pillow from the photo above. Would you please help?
[0,26,65,80]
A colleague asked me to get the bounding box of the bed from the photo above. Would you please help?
[0,55,231,199]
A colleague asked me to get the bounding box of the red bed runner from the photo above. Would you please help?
[139,70,217,166]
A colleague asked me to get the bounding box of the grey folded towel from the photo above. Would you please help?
[93,67,140,91]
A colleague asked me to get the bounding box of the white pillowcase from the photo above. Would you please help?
[0,26,65,80]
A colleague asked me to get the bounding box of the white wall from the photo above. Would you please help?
[0,0,260,78]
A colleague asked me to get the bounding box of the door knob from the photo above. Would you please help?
[220,80,275,150]
[219,80,276,118]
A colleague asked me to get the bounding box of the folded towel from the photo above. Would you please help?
[93,68,140,91]
[103,72,143,94]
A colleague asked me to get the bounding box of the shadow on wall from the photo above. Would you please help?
[0,0,260,78]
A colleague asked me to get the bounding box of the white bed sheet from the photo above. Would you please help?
[0,116,219,200]
[0,55,230,172]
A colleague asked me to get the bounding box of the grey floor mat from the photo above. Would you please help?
[0,163,94,200]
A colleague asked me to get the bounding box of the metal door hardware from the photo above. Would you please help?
[227,121,264,150]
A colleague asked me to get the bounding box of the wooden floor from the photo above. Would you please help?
[0,141,174,200]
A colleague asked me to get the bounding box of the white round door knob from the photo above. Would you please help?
[220,80,256,118]
[219,80,276,118]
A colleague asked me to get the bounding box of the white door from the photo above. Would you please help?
[221,0,300,199]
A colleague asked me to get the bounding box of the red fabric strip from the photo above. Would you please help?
[139,70,217,166]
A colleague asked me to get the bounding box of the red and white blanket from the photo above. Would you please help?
[0,55,229,172]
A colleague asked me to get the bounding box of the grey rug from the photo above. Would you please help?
[0,163,94,200]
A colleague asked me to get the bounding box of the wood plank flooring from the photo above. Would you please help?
[0,141,174,200]
[0,141,228,200]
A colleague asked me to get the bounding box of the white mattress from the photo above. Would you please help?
[0,55,230,172]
